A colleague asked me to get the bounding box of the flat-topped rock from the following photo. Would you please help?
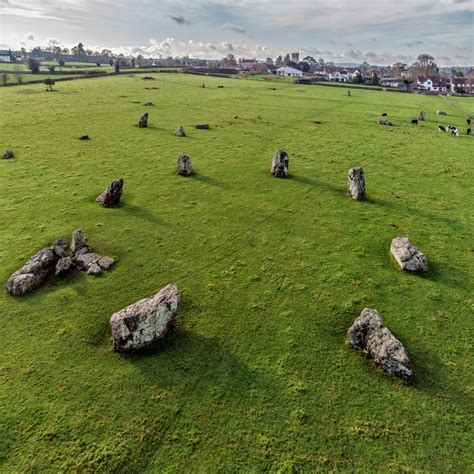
[79,135,89,140]
[6,239,68,296]
[390,237,428,272]
[143,102,154,106]
[271,149,289,178]
[348,308,413,380]
[377,119,393,126]
[196,123,209,129]
[110,284,180,352]
[177,155,193,176]
[96,178,123,207]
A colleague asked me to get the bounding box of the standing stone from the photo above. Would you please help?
[175,126,186,137]
[177,155,193,176]
[347,90,351,96]
[196,123,209,129]
[347,308,413,380]
[71,229,90,256]
[2,150,14,159]
[271,149,289,178]
[110,284,180,352]
[390,237,428,272]
[347,167,366,201]
[6,239,68,296]
[418,111,425,121]
[139,112,149,128]
[437,110,447,116]
[96,178,124,207]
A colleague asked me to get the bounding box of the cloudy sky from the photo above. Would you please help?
[0,0,473,65]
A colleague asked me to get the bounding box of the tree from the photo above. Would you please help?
[109,59,114,66]
[371,72,380,85]
[20,47,27,59]
[287,61,300,70]
[101,49,112,56]
[27,58,41,74]
[318,57,325,66]
[58,59,65,69]
[352,73,364,84]
[360,61,370,71]
[303,56,316,64]
[412,54,437,75]
[131,57,136,68]
[392,62,408,78]
[299,61,311,73]
[44,78,55,91]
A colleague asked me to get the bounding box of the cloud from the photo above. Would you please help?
[26,32,34,40]
[169,14,190,25]
[405,40,424,48]
[222,23,246,34]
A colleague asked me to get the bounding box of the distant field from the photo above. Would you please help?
[0,74,472,471]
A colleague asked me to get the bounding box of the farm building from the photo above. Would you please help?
[276,66,303,77]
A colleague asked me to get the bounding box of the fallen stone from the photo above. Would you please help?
[139,112,149,128]
[110,283,180,352]
[377,120,393,126]
[175,126,186,137]
[348,308,413,380]
[143,102,154,106]
[79,135,89,140]
[6,239,68,296]
[347,167,366,201]
[271,149,289,178]
[142,76,155,80]
[196,123,209,129]
[390,237,428,272]
[55,257,72,276]
[96,178,123,207]
[71,229,90,256]
[177,155,193,176]
[71,229,114,276]
[2,150,14,159]
[437,110,447,116]
[218,85,224,88]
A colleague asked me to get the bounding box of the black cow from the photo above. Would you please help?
[467,118,471,126]
[438,125,446,132]
[382,113,388,117]
[467,128,472,135]
[411,119,418,125]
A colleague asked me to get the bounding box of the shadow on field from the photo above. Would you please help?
[121,203,165,226]
[192,171,226,188]
[289,174,345,197]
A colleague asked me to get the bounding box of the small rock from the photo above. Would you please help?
[377,120,393,126]
[79,135,89,140]
[390,237,428,272]
[55,257,72,276]
[177,155,193,176]
[271,149,289,178]
[110,284,180,352]
[139,112,149,128]
[347,167,366,201]
[233,115,239,119]
[143,102,154,106]
[175,126,186,137]
[142,76,155,80]
[218,85,224,88]
[2,150,14,159]
[347,308,413,380]
[437,110,447,116]
[313,120,322,124]
[96,178,123,207]
[196,123,209,129]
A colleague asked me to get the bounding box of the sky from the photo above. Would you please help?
[0,0,473,66]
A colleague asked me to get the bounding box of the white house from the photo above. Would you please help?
[0,51,11,63]
[276,66,303,77]
[416,75,449,92]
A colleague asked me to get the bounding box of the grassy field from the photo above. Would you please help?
[0,74,473,472]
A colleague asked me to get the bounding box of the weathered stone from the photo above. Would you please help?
[139,112,149,128]
[110,284,180,352]
[177,155,193,176]
[196,123,209,129]
[55,257,72,276]
[143,102,154,106]
[71,229,89,256]
[175,126,186,137]
[437,110,447,116]
[79,135,89,140]
[71,229,114,276]
[348,308,413,380]
[3,150,14,159]
[142,76,155,80]
[377,119,393,126]
[390,237,428,272]
[347,167,366,201]
[271,149,289,178]
[96,178,123,207]
[6,239,68,296]
[418,111,425,121]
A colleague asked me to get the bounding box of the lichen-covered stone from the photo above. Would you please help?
[110,284,180,352]
[390,237,428,272]
[55,257,72,276]
[96,179,123,207]
[348,308,413,380]
[271,149,289,178]
[177,155,193,176]
[347,167,365,201]
[175,126,186,137]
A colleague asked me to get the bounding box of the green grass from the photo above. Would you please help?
[0,73,473,472]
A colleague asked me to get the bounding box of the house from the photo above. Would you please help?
[380,78,402,88]
[450,77,474,94]
[0,50,11,62]
[276,66,303,77]
[416,76,449,92]
[239,58,257,71]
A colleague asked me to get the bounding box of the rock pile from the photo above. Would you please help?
[110,284,180,352]
[71,229,114,276]
[390,237,428,272]
[139,113,149,128]
[348,308,413,380]
[271,149,289,178]
[347,167,365,201]
[96,178,124,207]
[177,155,193,176]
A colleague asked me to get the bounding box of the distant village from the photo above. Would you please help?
[1,45,472,94]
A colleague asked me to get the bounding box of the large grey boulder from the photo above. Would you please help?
[348,308,413,380]
[6,239,68,296]
[71,229,114,276]
[271,149,289,178]
[110,284,180,352]
[96,178,123,207]
[390,237,428,272]
[177,155,193,176]
[347,167,365,201]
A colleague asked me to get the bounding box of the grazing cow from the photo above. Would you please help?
[467,128,471,135]
[438,125,446,132]
[411,119,418,125]
[382,113,388,117]
[467,118,471,126]
[451,128,459,137]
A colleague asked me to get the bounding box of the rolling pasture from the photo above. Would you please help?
[0,74,473,471]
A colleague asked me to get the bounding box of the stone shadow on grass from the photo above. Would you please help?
[120,202,165,226]
[289,174,345,197]
[192,171,226,188]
